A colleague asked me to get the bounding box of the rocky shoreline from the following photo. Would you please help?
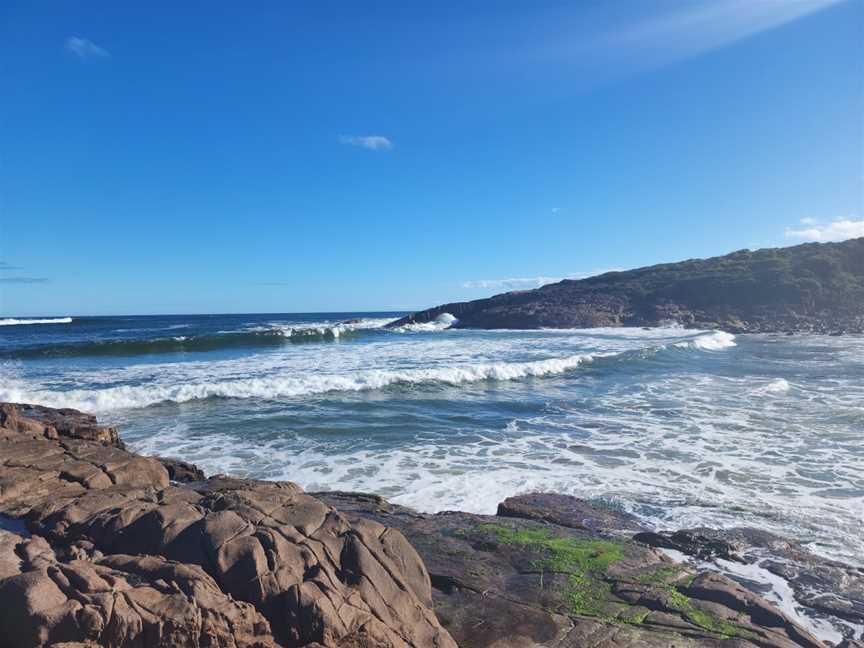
[1,402,861,648]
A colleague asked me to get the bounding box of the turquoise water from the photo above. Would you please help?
[1,313,862,566]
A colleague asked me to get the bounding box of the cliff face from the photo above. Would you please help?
[392,238,864,333]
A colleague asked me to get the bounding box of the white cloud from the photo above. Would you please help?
[785,218,864,243]
[338,135,393,151]
[65,36,110,60]
[462,268,618,291]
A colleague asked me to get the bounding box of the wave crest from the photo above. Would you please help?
[0,317,73,326]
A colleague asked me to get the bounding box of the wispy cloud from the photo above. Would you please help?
[0,262,22,271]
[0,277,50,284]
[462,268,618,291]
[602,0,840,67]
[338,135,393,151]
[785,217,864,243]
[65,36,110,61]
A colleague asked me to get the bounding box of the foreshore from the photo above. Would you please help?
[0,402,860,648]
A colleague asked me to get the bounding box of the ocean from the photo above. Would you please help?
[1,312,862,568]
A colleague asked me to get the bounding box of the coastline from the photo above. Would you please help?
[1,402,861,647]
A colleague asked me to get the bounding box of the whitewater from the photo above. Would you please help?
[0,312,861,570]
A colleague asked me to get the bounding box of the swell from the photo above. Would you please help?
[2,325,386,359]
[1,330,736,412]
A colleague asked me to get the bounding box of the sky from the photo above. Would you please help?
[1,0,862,316]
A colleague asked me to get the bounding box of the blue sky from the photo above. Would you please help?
[1,0,862,316]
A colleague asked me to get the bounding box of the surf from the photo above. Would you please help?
[0,328,735,411]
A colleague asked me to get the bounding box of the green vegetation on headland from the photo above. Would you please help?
[392,238,864,333]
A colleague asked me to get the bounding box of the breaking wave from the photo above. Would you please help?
[389,312,458,332]
[1,352,600,412]
[0,317,73,326]
[0,329,736,412]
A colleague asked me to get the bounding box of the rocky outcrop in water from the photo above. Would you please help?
[390,238,864,333]
[1,403,860,647]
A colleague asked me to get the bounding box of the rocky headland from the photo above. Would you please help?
[1,402,861,648]
[390,238,864,334]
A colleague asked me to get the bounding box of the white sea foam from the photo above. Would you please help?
[759,378,792,394]
[0,317,73,326]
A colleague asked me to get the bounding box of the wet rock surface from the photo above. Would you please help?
[1,402,859,647]
[638,528,864,636]
[314,492,853,648]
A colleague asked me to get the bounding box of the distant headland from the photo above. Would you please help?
[391,238,864,334]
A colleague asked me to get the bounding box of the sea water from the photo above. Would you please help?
[1,313,862,569]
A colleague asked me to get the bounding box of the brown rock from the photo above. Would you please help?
[314,492,834,648]
[157,456,206,483]
[497,492,645,534]
[0,403,457,648]
[2,403,121,447]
